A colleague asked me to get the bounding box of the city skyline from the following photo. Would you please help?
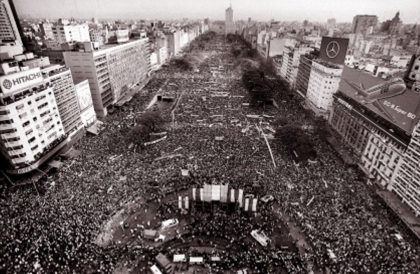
[13,0,420,24]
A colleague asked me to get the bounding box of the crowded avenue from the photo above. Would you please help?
[1,34,420,274]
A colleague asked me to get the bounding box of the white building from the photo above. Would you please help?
[306,59,343,117]
[390,55,411,68]
[52,21,90,44]
[64,39,151,117]
[0,67,65,173]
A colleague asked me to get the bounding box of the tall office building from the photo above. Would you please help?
[0,0,24,60]
[351,15,378,35]
[64,39,151,117]
[225,5,235,35]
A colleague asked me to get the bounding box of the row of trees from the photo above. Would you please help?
[173,52,206,71]
[173,31,216,71]
[228,34,317,162]
[273,117,317,162]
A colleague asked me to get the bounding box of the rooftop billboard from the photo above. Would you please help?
[339,67,420,134]
[319,37,349,65]
[0,68,43,96]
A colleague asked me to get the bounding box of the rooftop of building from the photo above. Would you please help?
[41,64,68,76]
[97,38,148,50]
[338,66,420,134]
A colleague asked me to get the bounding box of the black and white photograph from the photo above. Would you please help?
[1,0,420,273]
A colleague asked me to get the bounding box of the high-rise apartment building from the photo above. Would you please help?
[52,20,90,44]
[305,59,343,115]
[295,50,319,97]
[0,0,24,60]
[39,22,54,40]
[279,44,312,88]
[64,39,151,117]
[351,15,378,35]
[225,5,235,36]
[41,65,84,136]
[300,37,348,117]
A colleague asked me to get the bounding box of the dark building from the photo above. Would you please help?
[351,15,378,34]
[295,49,318,97]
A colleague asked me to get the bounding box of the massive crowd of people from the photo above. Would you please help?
[0,34,419,274]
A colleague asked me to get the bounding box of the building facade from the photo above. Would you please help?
[279,44,313,88]
[64,39,151,117]
[39,22,54,40]
[329,93,408,187]
[0,0,24,60]
[0,67,66,172]
[391,123,420,216]
[42,65,84,137]
[305,59,343,116]
[351,15,378,35]
[295,51,318,97]
[52,22,90,44]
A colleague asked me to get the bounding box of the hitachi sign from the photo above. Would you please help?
[0,68,44,96]
[10,72,42,86]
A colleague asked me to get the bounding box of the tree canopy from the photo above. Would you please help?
[274,124,317,162]
[126,111,165,149]
[137,111,165,132]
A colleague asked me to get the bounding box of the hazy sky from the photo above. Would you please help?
[13,0,420,24]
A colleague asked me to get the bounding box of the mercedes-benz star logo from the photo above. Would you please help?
[326,41,340,59]
[2,79,12,90]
